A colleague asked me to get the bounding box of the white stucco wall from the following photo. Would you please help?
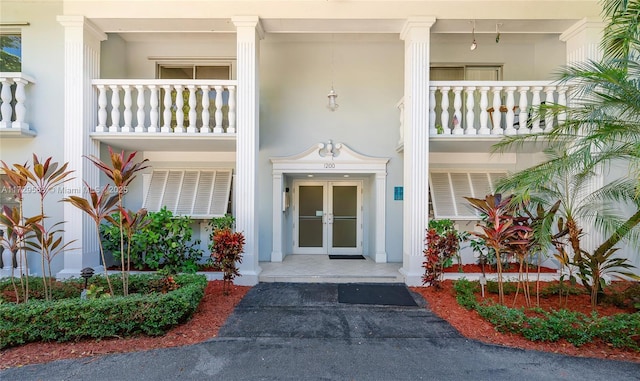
[1,1,66,275]
[259,34,405,262]
[431,33,566,80]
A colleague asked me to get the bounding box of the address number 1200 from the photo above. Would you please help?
[324,163,336,169]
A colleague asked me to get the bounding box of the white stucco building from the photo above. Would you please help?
[1,0,627,286]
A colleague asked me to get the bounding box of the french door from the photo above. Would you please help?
[293,180,362,255]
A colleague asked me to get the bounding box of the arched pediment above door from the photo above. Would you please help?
[270,140,389,174]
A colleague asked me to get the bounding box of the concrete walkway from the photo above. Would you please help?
[1,283,639,381]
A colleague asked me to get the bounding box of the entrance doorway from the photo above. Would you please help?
[293,180,362,255]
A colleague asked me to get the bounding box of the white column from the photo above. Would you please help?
[12,78,28,130]
[57,16,106,278]
[187,85,197,133]
[491,87,503,135]
[504,87,517,135]
[439,87,450,134]
[148,85,159,132]
[122,85,132,132]
[478,87,490,135]
[374,172,388,263]
[200,85,211,133]
[233,16,264,285]
[560,18,605,255]
[400,17,435,286]
[271,172,284,262]
[517,87,530,134]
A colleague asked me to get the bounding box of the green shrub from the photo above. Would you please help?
[454,281,640,350]
[0,274,207,349]
[101,208,203,274]
[453,279,478,310]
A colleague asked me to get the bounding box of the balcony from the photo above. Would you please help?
[0,73,36,137]
[397,81,568,153]
[91,79,237,152]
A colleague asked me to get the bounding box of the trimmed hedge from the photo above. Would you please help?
[0,274,207,349]
[453,278,640,350]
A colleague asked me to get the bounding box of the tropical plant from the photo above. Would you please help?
[84,147,149,296]
[210,215,244,295]
[465,194,532,305]
[117,208,150,294]
[492,0,640,307]
[14,155,74,301]
[64,183,119,295]
[422,219,468,289]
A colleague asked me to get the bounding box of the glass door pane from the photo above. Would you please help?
[331,185,357,248]
[298,185,324,248]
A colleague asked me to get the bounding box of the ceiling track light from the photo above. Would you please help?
[470,21,477,51]
[495,23,502,43]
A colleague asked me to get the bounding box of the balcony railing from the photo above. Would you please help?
[0,72,36,135]
[92,79,237,134]
[397,80,568,146]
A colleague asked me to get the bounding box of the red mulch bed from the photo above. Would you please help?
[0,281,250,370]
[443,263,557,273]
[411,280,640,363]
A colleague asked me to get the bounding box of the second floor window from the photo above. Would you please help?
[0,34,21,72]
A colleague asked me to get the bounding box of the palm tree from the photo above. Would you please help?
[492,0,640,303]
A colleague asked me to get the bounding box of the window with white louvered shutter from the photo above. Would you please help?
[142,169,232,218]
[429,171,507,220]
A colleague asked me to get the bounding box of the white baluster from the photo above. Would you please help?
[557,86,568,126]
[12,78,28,129]
[174,85,185,133]
[491,87,503,135]
[440,87,450,135]
[96,85,107,132]
[200,85,211,133]
[135,85,146,133]
[148,85,159,132]
[452,87,463,135]
[227,86,236,133]
[109,85,120,132]
[187,85,197,133]
[530,86,543,133]
[161,85,172,133]
[517,87,530,134]
[478,87,490,135]
[504,87,517,135]
[464,87,476,135]
[213,85,224,133]
[122,85,132,133]
[0,78,12,128]
[429,87,437,135]
[544,86,556,130]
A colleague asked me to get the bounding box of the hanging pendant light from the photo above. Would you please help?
[327,33,339,111]
[470,20,477,51]
[327,86,339,111]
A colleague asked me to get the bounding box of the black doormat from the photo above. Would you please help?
[329,255,365,260]
[338,284,418,306]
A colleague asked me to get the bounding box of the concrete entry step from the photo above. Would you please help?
[259,254,404,284]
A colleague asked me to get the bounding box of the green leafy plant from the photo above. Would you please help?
[84,284,111,300]
[101,207,203,275]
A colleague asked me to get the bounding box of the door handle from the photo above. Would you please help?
[327,213,334,224]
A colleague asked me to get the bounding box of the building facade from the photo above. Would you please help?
[1,0,625,286]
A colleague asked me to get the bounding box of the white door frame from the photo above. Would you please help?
[270,141,389,263]
[292,180,363,255]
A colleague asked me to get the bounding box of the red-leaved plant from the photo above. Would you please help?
[211,229,245,295]
[465,194,531,305]
[422,228,460,289]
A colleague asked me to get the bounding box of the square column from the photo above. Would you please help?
[232,16,264,285]
[399,17,435,286]
[56,16,106,278]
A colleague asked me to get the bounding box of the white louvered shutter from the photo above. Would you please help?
[210,170,232,216]
[429,172,455,218]
[430,171,507,220]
